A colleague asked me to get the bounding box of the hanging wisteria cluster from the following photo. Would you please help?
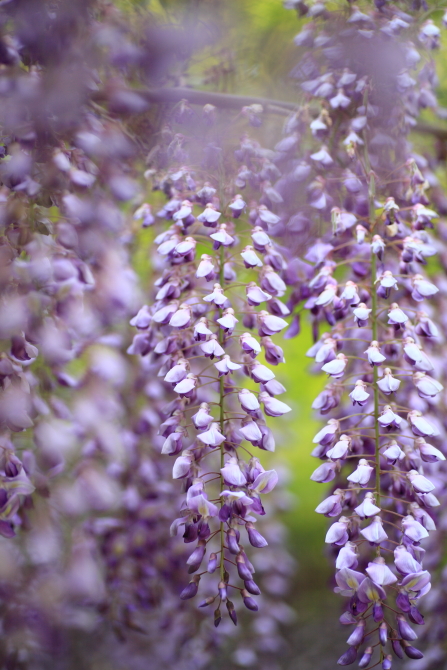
[130,172,293,624]
[279,2,447,668]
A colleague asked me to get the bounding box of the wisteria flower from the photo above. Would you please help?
[349,380,370,406]
[240,332,261,358]
[336,543,359,570]
[192,403,214,430]
[221,457,247,486]
[174,374,197,398]
[412,274,439,301]
[313,419,339,446]
[238,389,260,413]
[201,335,225,358]
[376,270,398,298]
[388,303,409,328]
[403,337,434,372]
[241,245,263,268]
[217,308,238,334]
[203,283,228,307]
[402,515,429,543]
[325,516,350,545]
[366,557,397,586]
[249,469,278,494]
[377,368,400,395]
[378,406,402,430]
[322,353,347,379]
[355,493,381,519]
[360,516,388,545]
[257,311,288,336]
[416,438,445,463]
[381,440,405,464]
[335,568,365,597]
[173,451,194,479]
[197,422,225,446]
[413,372,443,399]
[315,490,344,517]
[407,470,435,493]
[327,435,351,460]
[259,392,291,417]
[246,282,272,306]
[197,203,221,227]
[215,355,241,377]
[365,341,386,366]
[196,254,216,281]
[340,281,360,306]
[407,410,439,438]
[310,461,338,484]
[353,303,371,327]
[347,459,374,487]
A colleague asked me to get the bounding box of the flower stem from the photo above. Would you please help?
[367,168,382,561]
[219,243,225,582]
[371,248,381,508]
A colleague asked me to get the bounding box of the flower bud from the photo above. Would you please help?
[346,620,364,646]
[180,575,200,600]
[358,647,373,668]
[236,554,253,581]
[207,553,218,574]
[337,646,357,666]
[213,607,221,628]
[218,580,227,601]
[244,579,261,595]
[245,522,268,548]
[379,622,388,646]
[402,642,423,660]
[226,599,237,625]
[241,589,258,612]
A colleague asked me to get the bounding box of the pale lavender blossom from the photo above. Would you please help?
[377,368,400,395]
[388,303,409,328]
[196,254,216,281]
[407,410,439,438]
[402,515,429,543]
[241,246,263,268]
[238,389,260,413]
[382,440,405,464]
[325,517,350,545]
[221,457,247,486]
[246,283,272,306]
[215,355,242,377]
[336,543,359,570]
[201,335,225,358]
[365,341,386,366]
[413,372,444,399]
[360,517,388,545]
[322,353,348,379]
[378,406,402,430]
[204,283,228,306]
[347,459,374,487]
[349,380,370,406]
[355,493,381,519]
[197,423,226,446]
[327,435,351,460]
[353,303,371,327]
[407,470,435,493]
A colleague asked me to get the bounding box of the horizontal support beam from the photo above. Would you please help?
[138,87,297,113]
[94,86,447,139]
